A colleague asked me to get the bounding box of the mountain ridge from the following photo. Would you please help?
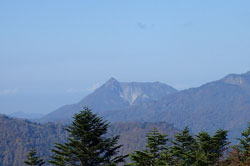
[40,71,250,140]
[102,71,250,140]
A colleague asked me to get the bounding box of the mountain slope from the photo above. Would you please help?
[103,71,250,139]
[0,115,178,166]
[40,78,177,123]
[0,115,67,166]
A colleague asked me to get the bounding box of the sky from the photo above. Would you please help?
[1,0,250,114]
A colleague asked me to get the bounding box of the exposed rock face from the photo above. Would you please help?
[120,81,175,105]
[223,74,245,85]
[221,73,250,91]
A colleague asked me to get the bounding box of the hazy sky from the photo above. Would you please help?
[1,0,250,114]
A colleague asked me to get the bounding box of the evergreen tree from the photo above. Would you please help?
[49,107,126,166]
[129,128,170,166]
[227,123,250,165]
[195,130,229,166]
[195,132,213,166]
[210,129,229,164]
[170,127,197,166]
[24,149,45,166]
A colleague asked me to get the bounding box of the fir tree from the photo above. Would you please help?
[228,123,250,165]
[170,127,197,166]
[49,107,126,166]
[195,132,213,166]
[195,130,229,166]
[24,149,45,166]
[210,129,229,164]
[129,128,170,166]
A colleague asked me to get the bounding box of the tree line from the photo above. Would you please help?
[24,108,250,166]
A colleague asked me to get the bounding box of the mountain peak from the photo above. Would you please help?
[104,77,119,85]
[108,77,118,82]
[103,77,120,89]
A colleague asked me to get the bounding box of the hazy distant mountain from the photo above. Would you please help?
[104,71,250,139]
[40,78,177,123]
[40,71,250,140]
[8,111,44,120]
[0,115,178,166]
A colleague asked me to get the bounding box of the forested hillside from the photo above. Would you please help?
[0,115,67,166]
[0,115,177,166]
[108,121,178,156]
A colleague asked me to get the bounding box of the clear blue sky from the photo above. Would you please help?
[1,0,250,114]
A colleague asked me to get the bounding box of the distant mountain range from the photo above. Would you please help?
[40,78,177,123]
[8,111,44,120]
[40,71,250,140]
[103,71,250,139]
